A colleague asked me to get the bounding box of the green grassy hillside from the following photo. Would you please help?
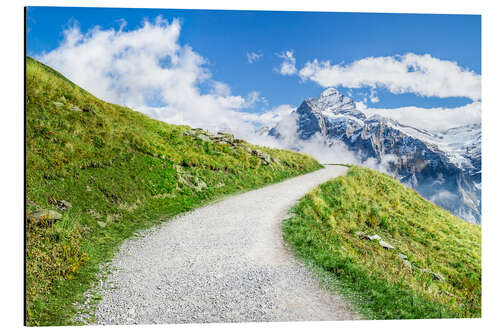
[25,57,322,326]
[283,166,481,319]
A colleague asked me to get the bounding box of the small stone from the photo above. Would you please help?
[97,221,107,228]
[26,199,37,207]
[356,231,369,240]
[57,200,72,210]
[403,260,412,268]
[29,209,62,224]
[367,234,381,241]
[397,253,408,260]
[53,101,64,107]
[421,269,445,282]
[378,240,395,250]
[70,105,82,112]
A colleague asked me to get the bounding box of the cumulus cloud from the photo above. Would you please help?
[360,102,481,132]
[37,16,266,137]
[369,89,380,103]
[246,51,263,64]
[276,50,297,75]
[298,53,481,101]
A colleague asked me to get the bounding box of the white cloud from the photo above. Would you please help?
[298,53,481,101]
[276,50,297,75]
[246,51,263,64]
[369,89,380,103]
[37,16,267,137]
[241,104,295,126]
[360,102,481,132]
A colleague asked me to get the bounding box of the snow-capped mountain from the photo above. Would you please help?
[265,88,481,224]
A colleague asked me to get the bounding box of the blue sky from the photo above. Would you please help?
[26,6,481,131]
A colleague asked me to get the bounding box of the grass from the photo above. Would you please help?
[25,57,322,326]
[283,166,481,319]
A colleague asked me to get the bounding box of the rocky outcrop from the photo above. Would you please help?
[183,128,280,167]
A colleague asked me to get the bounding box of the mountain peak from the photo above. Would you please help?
[319,87,341,98]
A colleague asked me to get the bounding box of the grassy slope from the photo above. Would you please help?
[25,57,322,326]
[283,166,481,319]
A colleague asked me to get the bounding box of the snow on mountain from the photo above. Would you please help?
[264,88,481,224]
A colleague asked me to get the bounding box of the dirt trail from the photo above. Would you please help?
[93,165,359,324]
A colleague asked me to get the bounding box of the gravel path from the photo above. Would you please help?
[93,165,359,325]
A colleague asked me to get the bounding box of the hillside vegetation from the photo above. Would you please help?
[283,166,481,319]
[25,57,322,326]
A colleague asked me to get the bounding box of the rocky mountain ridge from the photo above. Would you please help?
[265,88,481,223]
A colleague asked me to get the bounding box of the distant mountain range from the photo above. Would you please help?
[261,88,481,224]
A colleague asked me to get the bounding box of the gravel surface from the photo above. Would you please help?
[92,165,359,325]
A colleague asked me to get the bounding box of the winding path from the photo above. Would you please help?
[93,165,359,324]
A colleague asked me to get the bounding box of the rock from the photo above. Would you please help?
[183,130,196,136]
[175,166,207,192]
[29,209,62,224]
[57,200,72,210]
[403,260,412,268]
[53,101,64,107]
[26,199,37,207]
[242,146,252,154]
[367,234,381,241]
[271,157,281,165]
[397,253,408,260]
[252,149,272,165]
[421,269,445,282]
[196,134,211,142]
[97,221,107,228]
[70,105,82,112]
[260,152,272,164]
[378,240,395,250]
[355,231,369,240]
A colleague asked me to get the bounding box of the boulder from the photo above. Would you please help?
[29,209,62,225]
